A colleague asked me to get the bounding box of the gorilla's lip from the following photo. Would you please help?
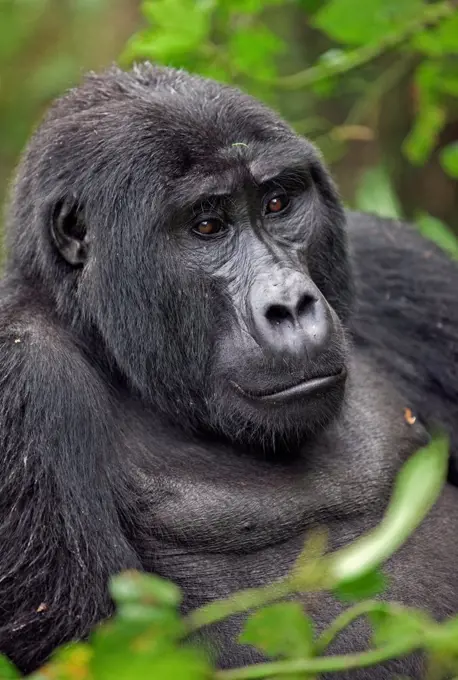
[232,368,347,403]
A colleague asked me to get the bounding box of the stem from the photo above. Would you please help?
[314,600,386,655]
[184,580,291,634]
[272,0,456,90]
[215,641,418,679]
[297,55,415,152]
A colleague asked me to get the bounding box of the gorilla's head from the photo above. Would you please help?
[7,64,352,445]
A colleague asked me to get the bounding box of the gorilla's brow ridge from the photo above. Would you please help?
[175,159,311,213]
[247,142,315,184]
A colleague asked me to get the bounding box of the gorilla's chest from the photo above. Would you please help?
[126,435,382,608]
[122,391,426,565]
[134,457,377,554]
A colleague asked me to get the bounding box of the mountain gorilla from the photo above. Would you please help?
[1,63,458,677]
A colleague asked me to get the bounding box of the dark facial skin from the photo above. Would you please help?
[1,65,458,677]
[176,155,346,423]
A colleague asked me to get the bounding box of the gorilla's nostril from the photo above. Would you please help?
[265,304,293,326]
[297,294,315,318]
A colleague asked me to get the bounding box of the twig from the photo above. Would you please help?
[216,640,418,679]
[314,600,387,655]
[184,580,291,634]
[272,1,455,90]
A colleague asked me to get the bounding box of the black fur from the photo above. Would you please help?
[0,64,457,677]
[348,212,458,480]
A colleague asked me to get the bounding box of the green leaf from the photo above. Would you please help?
[144,647,210,680]
[428,615,458,653]
[402,61,454,166]
[239,602,314,659]
[93,608,181,652]
[142,0,214,36]
[33,644,92,680]
[415,60,441,97]
[90,610,185,679]
[412,59,458,100]
[415,60,458,98]
[415,212,458,260]
[328,437,448,587]
[297,0,324,15]
[334,569,387,603]
[0,656,20,679]
[126,0,214,63]
[403,102,446,166]
[228,25,284,80]
[314,0,422,46]
[440,142,458,179]
[92,642,209,680]
[436,67,458,97]
[110,571,182,608]
[354,165,402,219]
[418,59,453,97]
[370,607,430,649]
[411,14,458,56]
[427,615,458,676]
[228,0,285,13]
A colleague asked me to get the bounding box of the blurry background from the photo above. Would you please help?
[1,0,457,254]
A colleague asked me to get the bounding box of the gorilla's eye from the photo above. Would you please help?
[192,219,226,238]
[265,193,290,216]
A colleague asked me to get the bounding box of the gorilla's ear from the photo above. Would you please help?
[50,198,88,266]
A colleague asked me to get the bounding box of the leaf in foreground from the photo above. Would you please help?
[329,436,448,588]
[239,602,314,659]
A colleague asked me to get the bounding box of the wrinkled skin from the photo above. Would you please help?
[0,64,457,677]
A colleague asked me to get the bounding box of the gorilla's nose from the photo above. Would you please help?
[250,273,334,360]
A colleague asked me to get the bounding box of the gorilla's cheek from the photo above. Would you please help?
[212,324,262,384]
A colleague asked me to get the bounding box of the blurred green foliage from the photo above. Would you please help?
[1,0,458,253]
[0,0,136,217]
[0,438,452,679]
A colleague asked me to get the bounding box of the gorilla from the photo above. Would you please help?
[1,63,458,678]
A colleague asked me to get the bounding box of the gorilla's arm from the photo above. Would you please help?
[347,211,458,477]
[0,284,140,673]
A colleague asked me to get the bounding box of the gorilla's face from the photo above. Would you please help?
[34,67,351,444]
[169,139,350,442]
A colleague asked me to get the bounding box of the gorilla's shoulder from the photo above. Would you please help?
[348,209,435,249]
[0,278,108,415]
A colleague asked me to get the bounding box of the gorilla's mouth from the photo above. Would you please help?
[232,368,347,403]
